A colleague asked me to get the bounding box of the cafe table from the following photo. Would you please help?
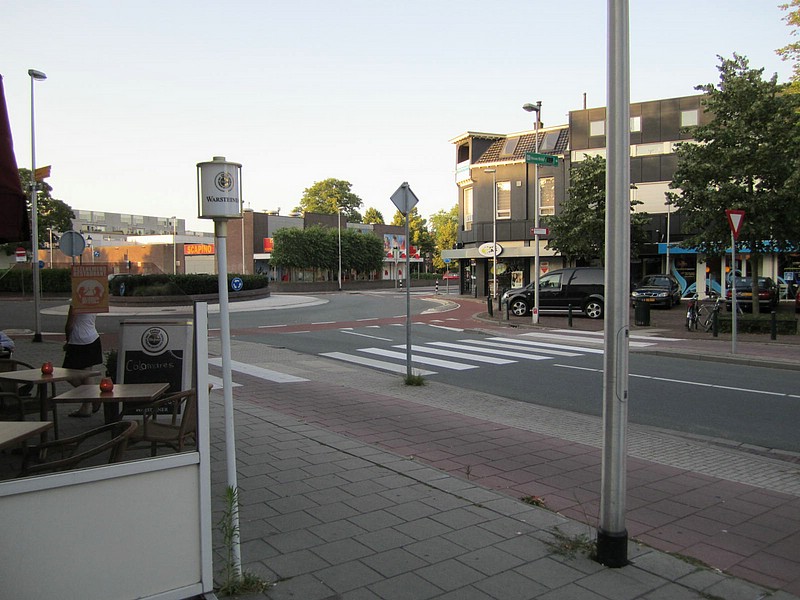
[0,367,101,440]
[52,383,170,424]
[0,421,53,451]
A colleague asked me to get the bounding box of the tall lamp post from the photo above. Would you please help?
[29,68,46,343]
[172,216,177,275]
[484,168,497,301]
[87,235,93,263]
[337,206,342,291]
[523,101,542,324]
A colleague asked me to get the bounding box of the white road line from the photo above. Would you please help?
[284,330,310,334]
[321,352,437,375]
[358,347,478,370]
[340,330,393,341]
[258,324,287,329]
[356,318,378,322]
[427,324,464,332]
[520,331,655,348]
[554,364,794,398]
[394,344,516,364]
[312,321,336,325]
[209,358,308,383]
[490,337,605,354]
[551,328,683,342]
[428,341,557,360]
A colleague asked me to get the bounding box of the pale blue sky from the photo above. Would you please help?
[2,1,794,232]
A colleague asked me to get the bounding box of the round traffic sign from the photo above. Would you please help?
[59,231,86,257]
[231,277,243,292]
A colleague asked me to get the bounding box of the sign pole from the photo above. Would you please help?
[725,209,745,355]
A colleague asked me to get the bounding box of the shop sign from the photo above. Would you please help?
[478,242,503,257]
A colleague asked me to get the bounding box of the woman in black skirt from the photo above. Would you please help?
[63,304,103,417]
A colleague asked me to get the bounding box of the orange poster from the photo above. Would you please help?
[71,265,110,313]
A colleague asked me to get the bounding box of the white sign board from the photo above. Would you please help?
[197,156,243,220]
[118,320,194,397]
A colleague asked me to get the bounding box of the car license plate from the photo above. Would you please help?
[645,298,655,302]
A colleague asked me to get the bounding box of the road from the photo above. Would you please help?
[7,291,799,453]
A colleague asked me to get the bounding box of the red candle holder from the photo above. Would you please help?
[99,377,114,392]
[41,362,53,375]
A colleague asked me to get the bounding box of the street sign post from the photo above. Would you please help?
[530,227,549,236]
[725,209,745,354]
[525,152,559,166]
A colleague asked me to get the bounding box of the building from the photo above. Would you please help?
[443,94,794,298]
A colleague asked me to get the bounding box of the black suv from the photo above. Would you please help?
[501,268,605,319]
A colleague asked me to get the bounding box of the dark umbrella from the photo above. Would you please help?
[0,74,30,243]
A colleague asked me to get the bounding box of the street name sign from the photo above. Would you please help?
[530,227,549,236]
[525,152,559,166]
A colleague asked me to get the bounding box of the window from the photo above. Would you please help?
[590,120,605,137]
[539,177,555,216]
[630,116,641,132]
[496,181,511,219]
[681,109,698,127]
[464,187,473,231]
[539,131,560,152]
[93,212,105,222]
[501,137,520,156]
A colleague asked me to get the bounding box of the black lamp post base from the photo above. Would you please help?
[596,528,628,568]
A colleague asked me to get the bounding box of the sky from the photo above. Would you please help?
[1,1,795,234]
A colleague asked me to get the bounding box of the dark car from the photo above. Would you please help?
[630,274,681,309]
[500,267,605,319]
[725,276,779,312]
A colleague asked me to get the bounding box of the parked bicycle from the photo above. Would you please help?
[686,293,700,330]
[697,296,724,332]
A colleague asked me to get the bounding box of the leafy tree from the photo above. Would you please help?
[428,205,458,271]
[546,155,648,265]
[668,54,800,310]
[391,206,434,259]
[17,168,74,248]
[362,207,384,224]
[777,1,800,92]
[295,178,363,222]
[270,226,383,279]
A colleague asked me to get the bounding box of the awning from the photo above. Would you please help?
[0,75,30,243]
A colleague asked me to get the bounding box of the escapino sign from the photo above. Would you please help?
[197,156,242,219]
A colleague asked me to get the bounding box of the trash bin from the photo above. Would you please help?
[634,299,651,326]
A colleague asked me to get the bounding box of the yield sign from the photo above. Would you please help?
[725,209,745,240]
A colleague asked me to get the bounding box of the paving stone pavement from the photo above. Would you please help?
[5,292,800,599]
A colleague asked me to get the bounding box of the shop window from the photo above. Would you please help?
[464,187,473,231]
[539,177,555,216]
[496,181,511,219]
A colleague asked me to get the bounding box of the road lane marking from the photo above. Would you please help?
[312,321,336,325]
[551,329,683,342]
[493,337,605,354]
[321,352,436,375]
[428,341,559,360]
[258,324,287,329]
[209,358,309,383]
[356,318,378,322]
[520,332,654,348]
[427,324,464,332]
[207,374,242,389]
[554,364,792,397]
[394,344,516,364]
[454,339,582,357]
[358,347,478,370]
[340,330,393,341]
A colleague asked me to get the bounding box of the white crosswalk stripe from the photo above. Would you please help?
[317,335,602,375]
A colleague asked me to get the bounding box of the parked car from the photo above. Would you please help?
[500,267,605,319]
[630,274,681,308]
[725,276,779,312]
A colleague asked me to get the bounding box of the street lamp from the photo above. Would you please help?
[87,235,93,263]
[523,101,542,324]
[337,206,342,291]
[484,168,497,302]
[47,227,54,268]
[29,68,46,343]
[172,216,177,275]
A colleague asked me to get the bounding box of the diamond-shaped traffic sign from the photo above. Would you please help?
[725,209,745,240]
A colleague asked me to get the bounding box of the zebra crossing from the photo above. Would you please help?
[319,333,632,376]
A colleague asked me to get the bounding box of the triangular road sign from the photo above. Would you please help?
[725,209,745,240]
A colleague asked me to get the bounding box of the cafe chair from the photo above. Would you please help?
[129,389,197,457]
[0,391,26,421]
[18,420,138,477]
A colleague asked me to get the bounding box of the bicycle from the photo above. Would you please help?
[697,296,724,332]
[686,293,700,330]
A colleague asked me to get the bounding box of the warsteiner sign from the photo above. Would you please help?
[197,156,242,219]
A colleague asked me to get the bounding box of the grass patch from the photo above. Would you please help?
[404,373,426,386]
[520,495,547,508]
[545,527,597,560]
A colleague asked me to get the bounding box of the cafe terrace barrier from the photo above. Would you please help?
[0,304,214,600]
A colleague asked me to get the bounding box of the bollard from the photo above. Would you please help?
[568,304,573,328]
[435,280,439,295]
[487,294,493,317]
[505,299,510,321]
[712,309,719,338]
[771,310,777,340]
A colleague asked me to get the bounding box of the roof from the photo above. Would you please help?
[472,126,570,166]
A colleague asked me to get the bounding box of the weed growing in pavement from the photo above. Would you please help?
[545,527,597,560]
[404,373,426,386]
[520,495,547,508]
[216,486,269,597]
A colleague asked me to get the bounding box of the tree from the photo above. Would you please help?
[8,169,74,252]
[546,155,648,265]
[362,207,384,224]
[391,206,434,260]
[295,178,363,222]
[668,54,800,310]
[428,205,458,271]
[778,1,800,92]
